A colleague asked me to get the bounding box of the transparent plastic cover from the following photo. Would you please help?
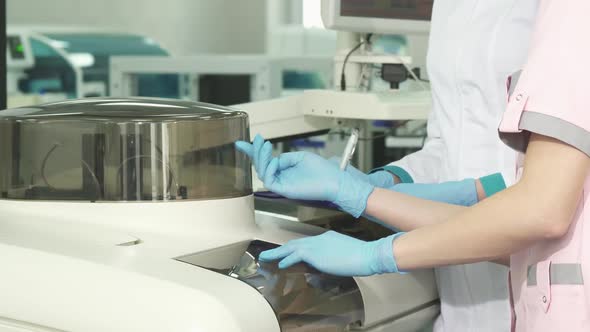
[0,98,252,201]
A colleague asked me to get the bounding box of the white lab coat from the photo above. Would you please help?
[390,1,539,331]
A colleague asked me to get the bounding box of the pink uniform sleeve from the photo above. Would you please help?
[499,0,590,156]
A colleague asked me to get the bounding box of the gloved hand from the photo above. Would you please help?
[235,135,374,217]
[259,231,406,277]
[236,134,274,180]
[328,157,395,188]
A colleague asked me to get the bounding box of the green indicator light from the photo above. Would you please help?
[16,44,24,53]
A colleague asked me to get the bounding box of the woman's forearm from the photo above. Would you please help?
[366,185,510,266]
[392,135,590,270]
[366,188,468,231]
[393,184,538,269]
[366,177,491,231]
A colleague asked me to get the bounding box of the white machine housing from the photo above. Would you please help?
[0,98,439,332]
[0,197,439,332]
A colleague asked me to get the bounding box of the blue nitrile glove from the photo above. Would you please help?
[259,230,406,277]
[236,136,374,217]
[329,155,503,207]
[236,134,273,180]
[363,174,507,231]
[328,156,395,188]
[390,180,478,206]
[387,172,507,207]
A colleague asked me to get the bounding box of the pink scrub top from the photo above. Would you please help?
[499,0,590,331]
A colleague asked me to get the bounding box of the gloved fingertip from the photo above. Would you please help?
[264,157,280,189]
[259,247,287,261]
[261,141,272,154]
[253,136,263,156]
[260,141,273,163]
[258,250,275,262]
[253,137,267,178]
[322,230,338,237]
[253,134,264,146]
[235,141,254,157]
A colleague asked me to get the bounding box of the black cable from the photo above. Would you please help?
[340,33,372,91]
[0,0,6,110]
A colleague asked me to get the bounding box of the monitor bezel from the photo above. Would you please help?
[321,0,431,35]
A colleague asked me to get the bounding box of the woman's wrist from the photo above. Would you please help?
[475,179,486,202]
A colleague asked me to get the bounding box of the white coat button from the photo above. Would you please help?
[542,296,547,303]
[516,94,523,101]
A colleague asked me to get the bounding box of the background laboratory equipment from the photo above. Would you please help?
[6,27,178,108]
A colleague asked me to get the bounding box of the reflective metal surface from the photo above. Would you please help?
[0,97,251,201]
[177,240,365,331]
